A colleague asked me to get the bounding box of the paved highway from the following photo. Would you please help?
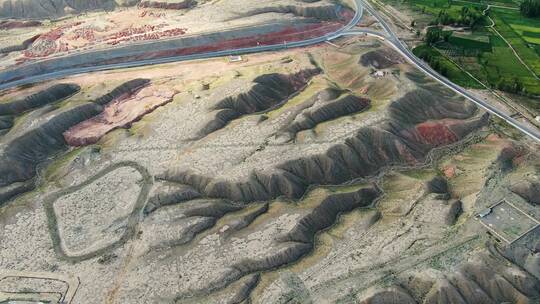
[0,4,363,90]
[0,0,538,143]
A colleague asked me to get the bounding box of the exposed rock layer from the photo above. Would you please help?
[162,88,485,203]
[0,79,148,204]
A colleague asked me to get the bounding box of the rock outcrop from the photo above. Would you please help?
[0,103,102,189]
[0,0,199,18]
[511,178,540,205]
[210,187,381,295]
[144,181,201,214]
[0,0,116,18]
[283,187,380,243]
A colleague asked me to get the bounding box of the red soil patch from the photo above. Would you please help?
[107,25,187,45]
[416,121,459,146]
[21,20,187,59]
[100,21,348,65]
[486,133,501,142]
[443,165,456,178]
[23,22,82,58]
[63,85,176,146]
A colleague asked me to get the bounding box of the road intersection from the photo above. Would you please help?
[0,0,538,142]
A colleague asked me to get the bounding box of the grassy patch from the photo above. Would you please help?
[448,34,493,51]
[491,8,540,75]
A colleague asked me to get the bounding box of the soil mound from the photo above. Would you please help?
[64,84,174,146]
[0,20,41,30]
[359,48,405,69]
[426,176,449,195]
[0,35,39,54]
[511,178,540,205]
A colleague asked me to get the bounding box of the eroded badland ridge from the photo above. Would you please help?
[0,1,539,303]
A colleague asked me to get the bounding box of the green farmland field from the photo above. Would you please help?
[385,0,540,96]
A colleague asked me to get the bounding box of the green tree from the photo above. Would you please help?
[437,10,454,25]
[521,0,540,17]
[459,6,484,28]
[426,26,443,45]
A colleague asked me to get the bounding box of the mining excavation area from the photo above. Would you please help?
[0,1,540,303]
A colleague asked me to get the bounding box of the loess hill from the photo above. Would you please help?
[0,17,539,304]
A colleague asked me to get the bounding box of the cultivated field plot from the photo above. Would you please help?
[478,200,540,244]
[388,0,540,98]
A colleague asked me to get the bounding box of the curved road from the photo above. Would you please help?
[0,4,363,91]
[0,0,538,142]
[355,0,540,142]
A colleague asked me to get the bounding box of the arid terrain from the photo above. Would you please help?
[0,1,539,303]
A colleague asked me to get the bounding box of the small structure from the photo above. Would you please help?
[228,55,243,63]
[477,207,492,218]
